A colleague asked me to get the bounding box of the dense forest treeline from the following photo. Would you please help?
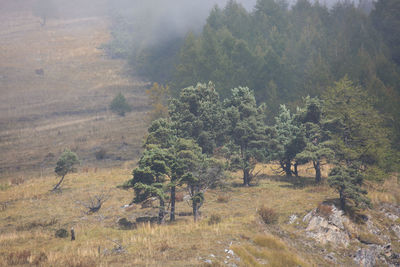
[105,0,400,150]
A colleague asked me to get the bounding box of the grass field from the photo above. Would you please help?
[0,3,148,179]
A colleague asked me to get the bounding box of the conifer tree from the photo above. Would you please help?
[224,87,268,186]
[328,164,371,210]
[130,146,172,224]
[295,97,334,182]
[323,77,393,180]
[169,82,227,155]
[271,105,305,176]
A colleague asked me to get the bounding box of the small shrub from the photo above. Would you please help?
[317,203,333,218]
[110,93,131,116]
[55,228,69,238]
[0,183,10,191]
[258,205,279,224]
[208,214,222,225]
[217,195,229,203]
[95,148,107,160]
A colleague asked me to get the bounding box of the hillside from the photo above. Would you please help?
[0,164,399,266]
[0,4,148,179]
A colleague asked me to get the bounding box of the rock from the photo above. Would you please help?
[55,228,69,238]
[117,218,137,230]
[288,214,298,224]
[354,246,382,267]
[324,252,337,264]
[204,259,212,264]
[303,205,351,247]
[392,224,400,239]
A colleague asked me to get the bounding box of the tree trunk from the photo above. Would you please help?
[314,160,321,183]
[170,186,176,222]
[293,162,299,177]
[339,190,346,211]
[284,160,292,176]
[158,198,165,224]
[52,174,65,191]
[193,202,198,222]
[243,168,250,186]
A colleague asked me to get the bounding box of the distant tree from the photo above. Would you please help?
[224,87,269,186]
[295,97,334,183]
[110,93,131,116]
[328,164,371,211]
[33,0,57,26]
[371,0,400,66]
[146,83,170,121]
[270,105,305,177]
[53,149,79,191]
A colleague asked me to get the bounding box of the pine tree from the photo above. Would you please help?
[328,164,371,210]
[224,87,269,186]
[169,82,227,155]
[323,77,393,180]
[295,97,334,183]
[130,146,172,224]
[271,105,305,177]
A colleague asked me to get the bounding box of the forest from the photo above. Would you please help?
[105,0,400,148]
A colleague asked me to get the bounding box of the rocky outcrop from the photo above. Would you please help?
[303,204,351,247]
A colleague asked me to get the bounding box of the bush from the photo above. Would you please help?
[110,93,131,116]
[258,205,279,224]
[208,214,222,225]
[55,228,69,238]
[95,148,107,160]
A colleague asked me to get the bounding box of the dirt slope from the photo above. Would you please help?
[0,6,149,178]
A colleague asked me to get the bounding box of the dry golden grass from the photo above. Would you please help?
[0,8,149,179]
[0,163,341,266]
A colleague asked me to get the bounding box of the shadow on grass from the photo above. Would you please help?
[263,175,320,189]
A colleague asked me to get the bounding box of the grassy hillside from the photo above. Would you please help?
[0,163,398,266]
[0,7,149,179]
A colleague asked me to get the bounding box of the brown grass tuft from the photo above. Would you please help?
[258,205,279,224]
[6,250,31,265]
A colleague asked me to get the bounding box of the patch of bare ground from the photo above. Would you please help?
[0,8,149,178]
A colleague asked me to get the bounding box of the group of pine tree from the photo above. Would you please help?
[124,79,395,223]
[107,0,400,223]
[107,0,400,148]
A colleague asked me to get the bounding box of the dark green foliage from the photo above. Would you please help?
[371,0,400,66]
[130,146,171,224]
[224,87,269,186]
[328,164,371,211]
[323,77,393,180]
[295,97,334,182]
[169,82,227,154]
[270,105,305,177]
[53,150,79,191]
[110,93,131,116]
[55,229,68,238]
